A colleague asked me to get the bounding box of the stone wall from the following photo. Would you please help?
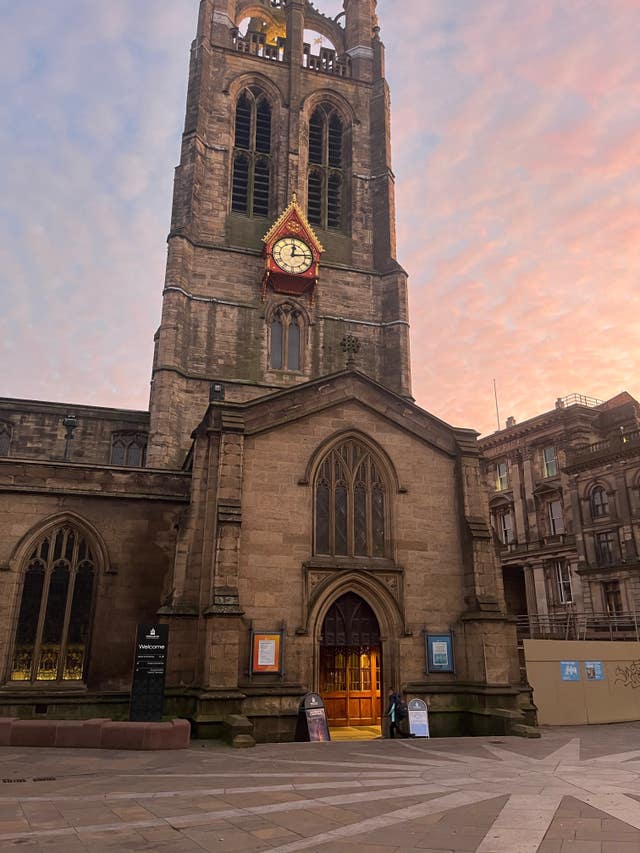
[0,460,190,693]
[0,399,149,466]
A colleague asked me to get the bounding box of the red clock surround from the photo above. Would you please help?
[262,196,324,301]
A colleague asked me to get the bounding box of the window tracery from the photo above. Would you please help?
[110,432,147,467]
[231,87,272,217]
[0,422,11,456]
[307,105,345,231]
[10,525,96,684]
[314,439,388,558]
[269,303,304,371]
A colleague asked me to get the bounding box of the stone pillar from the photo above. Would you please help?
[204,412,246,691]
[523,564,538,617]
[286,0,305,199]
[532,561,549,616]
[510,457,527,543]
[615,467,638,562]
[522,447,539,542]
[211,0,235,46]
[454,431,501,612]
[344,0,375,81]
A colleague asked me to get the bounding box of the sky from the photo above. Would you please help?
[1,0,639,436]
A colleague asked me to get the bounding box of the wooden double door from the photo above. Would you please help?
[319,592,382,727]
[320,646,381,726]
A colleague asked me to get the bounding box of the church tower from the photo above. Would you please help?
[147,0,412,467]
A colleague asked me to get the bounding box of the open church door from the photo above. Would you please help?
[319,592,381,727]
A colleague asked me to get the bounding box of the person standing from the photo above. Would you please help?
[386,688,408,738]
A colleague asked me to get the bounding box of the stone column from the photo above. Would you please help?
[532,561,549,616]
[615,467,638,562]
[204,412,246,691]
[510,456,527,543]
[285,0,305,199]
[523,564,538,617]
[522,447,539,542]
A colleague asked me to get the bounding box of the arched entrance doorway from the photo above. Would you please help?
[319,592,382,727]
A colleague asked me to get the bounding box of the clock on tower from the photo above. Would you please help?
[262,196,324,301]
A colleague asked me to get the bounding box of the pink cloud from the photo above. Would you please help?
[1,0,639,438]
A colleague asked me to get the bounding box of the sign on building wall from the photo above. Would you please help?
[130,624,169,722]
[426,632,455,673]
[585,661,605,681]
[251,630,284,675]
[560,660,581,681]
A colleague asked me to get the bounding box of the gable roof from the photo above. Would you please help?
[195,369,477,459]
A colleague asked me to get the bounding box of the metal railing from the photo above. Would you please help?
[517,610,640,642]
[566,429,640,465]
[557,393,604,409]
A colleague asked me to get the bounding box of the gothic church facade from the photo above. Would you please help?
[0,0,530,740]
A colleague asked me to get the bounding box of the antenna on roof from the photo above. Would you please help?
[493,379,501,431]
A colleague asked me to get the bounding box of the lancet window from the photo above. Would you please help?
[231,87,272,217]
[10,525,96,683]
[0,422,11,456]
[307,105,345,231]
[110,432,147,467]
[269,303,304,371]
[314,439,388,558]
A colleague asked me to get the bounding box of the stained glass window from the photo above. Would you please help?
[10,525,96,684]
[314,439,388,557]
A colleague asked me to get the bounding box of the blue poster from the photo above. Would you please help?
[560,660,580,681]
[426,633,455,673]
[585,661,605,681]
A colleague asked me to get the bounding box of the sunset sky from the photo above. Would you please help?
[2,0,638,436]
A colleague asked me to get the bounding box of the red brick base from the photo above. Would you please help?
[0,718,190,750]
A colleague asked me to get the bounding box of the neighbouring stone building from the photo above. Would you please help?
[0,0,529,741]
[480,392,640,638]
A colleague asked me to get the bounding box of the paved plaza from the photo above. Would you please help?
[3,725,640,852]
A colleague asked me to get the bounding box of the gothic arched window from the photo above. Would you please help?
[110,432,147,467]
[231,88,272,217]
[591,486,609,519]
[269,304,304,371]
[0,422,12,456]
[307,105,345,231]
[315,439,388,558]
[10,525,96,683]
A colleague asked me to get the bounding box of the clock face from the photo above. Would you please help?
[272,237,314,274]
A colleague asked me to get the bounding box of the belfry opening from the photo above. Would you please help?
[319,592,382,730]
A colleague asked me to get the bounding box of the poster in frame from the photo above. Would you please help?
[425,631,455,674]
[251,630,284,675]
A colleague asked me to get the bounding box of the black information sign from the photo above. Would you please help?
[295,693,331,742]
[130,624,169,723]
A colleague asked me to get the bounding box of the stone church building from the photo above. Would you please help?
[0,0,530,740]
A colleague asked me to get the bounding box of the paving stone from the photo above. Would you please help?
[3,726,640,853]
[560,841,602,852]
[601,842,640,853]
[537,841,563,853]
